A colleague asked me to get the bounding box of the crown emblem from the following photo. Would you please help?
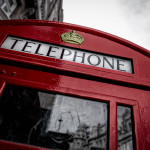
[61,30,84,45]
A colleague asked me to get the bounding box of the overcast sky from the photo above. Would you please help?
[63,0,150,50]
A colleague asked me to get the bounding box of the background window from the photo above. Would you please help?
[117,105,135,150]
[0,84,108,150]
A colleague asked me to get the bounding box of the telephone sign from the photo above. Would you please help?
[1,36,133,73]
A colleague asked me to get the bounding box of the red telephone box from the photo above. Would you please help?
[0,20,150,150]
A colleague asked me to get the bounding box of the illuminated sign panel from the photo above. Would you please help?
[1,36,133,73]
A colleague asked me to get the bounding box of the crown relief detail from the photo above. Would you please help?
[61,30,84,45]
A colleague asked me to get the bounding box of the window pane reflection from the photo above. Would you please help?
[0,84,108,150]
[117,106,134,150]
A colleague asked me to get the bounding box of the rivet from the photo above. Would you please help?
[11,72,17,76]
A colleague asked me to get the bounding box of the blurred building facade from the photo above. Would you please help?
[69,109,133,150]
[0,0,63,21]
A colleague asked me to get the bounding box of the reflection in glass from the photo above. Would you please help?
[117,106,134,150]
[0,84,108,150]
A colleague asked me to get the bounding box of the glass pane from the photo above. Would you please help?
[117,106,134,150]
[0,84,108,150]
[3,5,8,12]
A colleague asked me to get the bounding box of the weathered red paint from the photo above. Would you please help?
[0,20,150,150]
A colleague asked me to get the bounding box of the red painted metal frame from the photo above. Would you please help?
[0,20,150,150]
